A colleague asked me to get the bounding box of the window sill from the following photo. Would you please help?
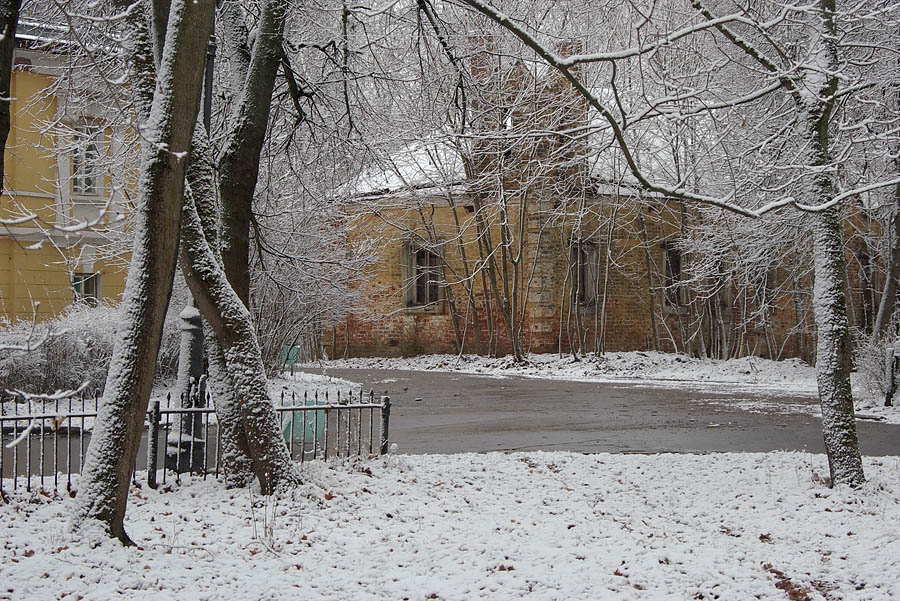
[663,304,690,316]
[403,302,445,314]
[71,193,107,204]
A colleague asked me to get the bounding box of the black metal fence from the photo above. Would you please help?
[0,389,390,494]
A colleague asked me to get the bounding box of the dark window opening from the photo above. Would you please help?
[664,243,685,306]
[571,241,599,305]
[73,272,100,306]
[412,248,441,306]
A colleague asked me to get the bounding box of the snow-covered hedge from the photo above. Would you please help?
[0,303,180,397]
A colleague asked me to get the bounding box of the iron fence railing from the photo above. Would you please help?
[0,389,390,495]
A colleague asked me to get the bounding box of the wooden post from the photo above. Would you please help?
[380,396,391,455]
[147,400,161,489]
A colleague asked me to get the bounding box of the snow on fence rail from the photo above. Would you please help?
[0,389,391,494]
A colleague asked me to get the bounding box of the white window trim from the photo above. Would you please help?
[51,73,126,229]
[71,123,105,199]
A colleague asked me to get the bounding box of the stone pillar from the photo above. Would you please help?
[165,302,206,473]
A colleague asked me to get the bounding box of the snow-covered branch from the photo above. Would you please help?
[2,381,90,449]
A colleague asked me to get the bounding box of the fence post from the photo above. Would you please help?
[380,396,391,455]
[885,346,894,407]
[189,376,207,473]
[147,400,161,489]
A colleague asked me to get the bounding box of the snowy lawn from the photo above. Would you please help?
[309,352,819,391]
[3,451,899,600]
[308,352,900,424]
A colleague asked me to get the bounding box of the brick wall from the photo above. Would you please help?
[327,195,878,362]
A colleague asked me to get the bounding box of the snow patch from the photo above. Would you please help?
[2,452,899,600]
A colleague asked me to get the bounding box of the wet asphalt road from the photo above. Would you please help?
[301,368,900,456]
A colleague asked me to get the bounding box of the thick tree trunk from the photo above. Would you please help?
[126,0,259,486]
[181,127,295,492]
[218,0,286,305]
[812,207,865,487]
[70,0,215,544]
[0,0,21,192]
[806,0,865,488]
[206,332,256,487]
[192,0,293,488]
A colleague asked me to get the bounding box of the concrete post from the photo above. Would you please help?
[166,302,205,473]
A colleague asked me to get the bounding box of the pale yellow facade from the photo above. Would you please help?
[0,45,128,324]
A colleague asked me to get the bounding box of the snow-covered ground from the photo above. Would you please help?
[309,352,819,391]
[2,452,899,600]
[308,352,900,424]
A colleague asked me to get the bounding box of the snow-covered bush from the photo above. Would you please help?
[0,318,45,394]
[0,303,119,396]
[0,303,180,397]
[855,334,889,407]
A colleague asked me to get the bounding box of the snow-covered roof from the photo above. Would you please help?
[16,19,71,47]
[342,139,467,200]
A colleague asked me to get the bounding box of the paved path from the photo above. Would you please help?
[301,368,900,456]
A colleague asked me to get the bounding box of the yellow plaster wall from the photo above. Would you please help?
[0,238,12,321]
[0,69,129,325]
[332,196,738,357]
[2,69,58,221]
[0,238,127,324]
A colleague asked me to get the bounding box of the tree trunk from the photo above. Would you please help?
[872,182,900,340]
[218,0,286,306]
[807,0,865,488]
[176,0,293,489]
[70,0,215,544]
[812,206,864,487]
[181,127,295,493]
[206,331,255,487]
[0,0,21,192]
[184,116,256,486]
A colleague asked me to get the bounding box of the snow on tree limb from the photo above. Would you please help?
[454,0,898,221]
[70,0,216,543]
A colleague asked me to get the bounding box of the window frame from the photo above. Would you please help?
[570,239,600,306]
[71,123,105,198]
[73,272,101,306]
[401,242,445,310]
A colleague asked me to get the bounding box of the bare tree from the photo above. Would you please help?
[454,0,900,486]
[0,0,21,191]
[71,0,215,542]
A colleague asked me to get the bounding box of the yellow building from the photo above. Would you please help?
[0,23,129,324]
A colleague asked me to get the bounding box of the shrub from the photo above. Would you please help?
[855,334,889,407]
[0,303,180,397]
